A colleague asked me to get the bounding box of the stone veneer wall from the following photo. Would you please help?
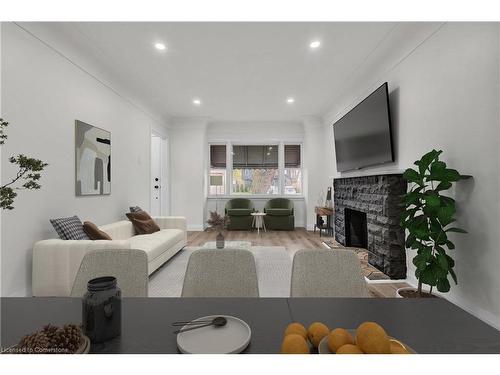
[333,174,407,279]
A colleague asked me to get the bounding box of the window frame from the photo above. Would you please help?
[207,140,303,198]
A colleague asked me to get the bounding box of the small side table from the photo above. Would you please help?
[314,206,334,237]
[251,212,267,234]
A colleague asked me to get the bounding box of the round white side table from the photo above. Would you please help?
[251,212,267,234]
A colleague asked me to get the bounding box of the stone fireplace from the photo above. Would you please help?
[333,174,407,279]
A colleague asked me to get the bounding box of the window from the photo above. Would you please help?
[232,145,279,194]
[208,142,302,196]
[284,144,302,195]
[209,145,226,195]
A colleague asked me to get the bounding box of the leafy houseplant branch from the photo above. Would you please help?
[0,118,48,210]
[401,149,467,296]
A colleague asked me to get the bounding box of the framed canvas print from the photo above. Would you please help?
[75,120,111,196]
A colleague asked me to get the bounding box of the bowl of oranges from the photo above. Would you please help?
[281,321,415,354]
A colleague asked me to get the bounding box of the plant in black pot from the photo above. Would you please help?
[399,149,468,298]
[206,211,230,249]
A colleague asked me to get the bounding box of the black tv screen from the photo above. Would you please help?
[333,83,394,172]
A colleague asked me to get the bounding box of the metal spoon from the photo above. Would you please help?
[173,317,227,334]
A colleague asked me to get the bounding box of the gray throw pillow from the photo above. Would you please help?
[50,216,90,240]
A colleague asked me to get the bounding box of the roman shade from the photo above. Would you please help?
[210,145,226,168]
[233,145,278,168]
[285,145,301,168]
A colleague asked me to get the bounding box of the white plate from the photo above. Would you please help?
[176,315,251,354]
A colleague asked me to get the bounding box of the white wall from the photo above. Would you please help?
[169,118,208,230]
[0,23,167,296]
[323,23,500,328]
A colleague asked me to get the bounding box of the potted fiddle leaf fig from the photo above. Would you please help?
[398,149,468,298]
[0,118,48,210]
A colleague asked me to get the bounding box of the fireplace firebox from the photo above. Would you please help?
[333,174,407,279]
[345,208,367,249]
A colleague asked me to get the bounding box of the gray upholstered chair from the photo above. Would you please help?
[290,249,370,297]
[182,248,259,297]
[225,198,255,230]
[71,249,148,297]
[264,198,294,230]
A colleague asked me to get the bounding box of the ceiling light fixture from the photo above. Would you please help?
[154,42,166,51]
[193,98,201,105]
[309,40,321,49]
[286,97,295,104]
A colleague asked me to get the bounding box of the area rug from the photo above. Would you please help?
[148,246,292,297]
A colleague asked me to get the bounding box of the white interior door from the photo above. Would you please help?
[150,134,162,216]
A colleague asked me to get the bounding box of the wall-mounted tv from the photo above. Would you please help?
[333,82,394,172]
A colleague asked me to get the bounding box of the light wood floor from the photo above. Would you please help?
[187,228,409,298]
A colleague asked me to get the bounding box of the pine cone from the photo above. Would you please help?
[17,331,49,353]
[52,324,82,353]
[42,324,59,345]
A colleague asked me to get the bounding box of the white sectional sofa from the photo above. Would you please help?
[32,216,187,296]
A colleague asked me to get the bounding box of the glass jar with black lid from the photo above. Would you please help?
[83,276,121,343]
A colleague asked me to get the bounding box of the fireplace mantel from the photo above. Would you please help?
[333,174,407,279]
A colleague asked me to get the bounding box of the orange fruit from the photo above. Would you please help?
[281,334,310,354]
[336,344,364,354]
[390,340,410,354]
[284,322,308,340]
[356,322,390,354]
[307,322,329,347]
[328,328,354,353]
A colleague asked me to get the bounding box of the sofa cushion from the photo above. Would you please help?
[126,211,160,234]
[50,216,90,240]
[129,229,184,261]
[227,208,253,217]
[83,221,112,240]
[265,208,293,216]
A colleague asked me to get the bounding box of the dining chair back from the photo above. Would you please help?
[291,249,370,297]
[71,249,148,297]
[182,248,259,297]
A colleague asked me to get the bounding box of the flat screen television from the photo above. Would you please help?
[333,82,394,172]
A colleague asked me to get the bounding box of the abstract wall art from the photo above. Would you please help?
[75,120,111,196]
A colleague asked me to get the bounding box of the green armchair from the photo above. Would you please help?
[225,198,255,230]
[264,198,294,230]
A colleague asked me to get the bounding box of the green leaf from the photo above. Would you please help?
[437,253,450,270]
[443,169,462,182]
[403,168,423,185]
[437,205,455,226]
[424,194,440,207]
[435,181,452,192]
[418,149,441,175]
[449,268,458,284]
[445,240,455,250]
[430,160,447,175]
[445,254,455,268]
[445,227,467,234]
[437,278,451,293]
[419,266,437,286]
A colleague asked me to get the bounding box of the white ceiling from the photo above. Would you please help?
[23,22,437,122]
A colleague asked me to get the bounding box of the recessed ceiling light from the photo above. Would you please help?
[286,97,295,104]
[154,42,166,51]
[309,40,321,49]
[193,98,201,105]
